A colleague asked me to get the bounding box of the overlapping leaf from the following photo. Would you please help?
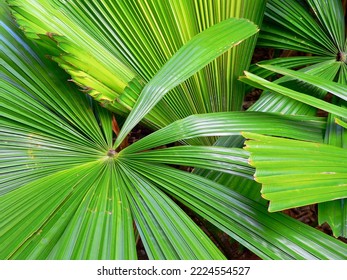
[123,112,325,154]
[240,71,347,119]
[8,0,265,139]
[255,64,347,102]
[245,0,347,236]
[0,6,110,194]
[1,2,228,259]
[124,160,347,259]
[251,0,346,117]
[259,0,342,55]
[114,17,259,147]
[243,132,347,212]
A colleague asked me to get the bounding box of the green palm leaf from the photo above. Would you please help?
[114,17,259,147]
[248,56,332,81]
[202,62,343,239]
[118,162,225,260]
[124,146,254,179]
[243,132,347,212]
[8,0,265,139]
[125,160,347,259]
[1,162,138,260]
[248,59,341,117]
[306,0,345,51]
[255,64,347,102]
[259,0,342,55]
[251,0,346,117]
[0,6,109,194]
[241,70,347,237]
[244,0,347,237]
[2,2,230,259]
[123,112,325,154]
[3,0,347,260]
[240,71,347,119]
[319,200,347,238]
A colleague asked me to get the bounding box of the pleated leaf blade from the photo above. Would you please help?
[123,111,325,154]
[123,160,347,259]
[243,132,347,212]
[114,17,259,147]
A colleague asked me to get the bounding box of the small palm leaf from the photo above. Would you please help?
[259,0,343,56]
[251,0,346,118]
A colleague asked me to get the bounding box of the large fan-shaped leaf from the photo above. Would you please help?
[124,160,347,259]
[3,0,347,261]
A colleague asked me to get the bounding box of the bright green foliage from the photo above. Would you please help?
[1,1,224,259]
[240,69,347,119]
[7,0,264,141]
[2,0,347,260]
[244,132,347,211]
[250,0,346,116]
[113,17,259,147]
[259,0,344,56]
[243,0,347,238]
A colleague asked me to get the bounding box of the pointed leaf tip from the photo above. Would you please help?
[114,18,258,148]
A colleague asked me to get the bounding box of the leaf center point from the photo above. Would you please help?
[337,51,347,63]
[107,149,118,158]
